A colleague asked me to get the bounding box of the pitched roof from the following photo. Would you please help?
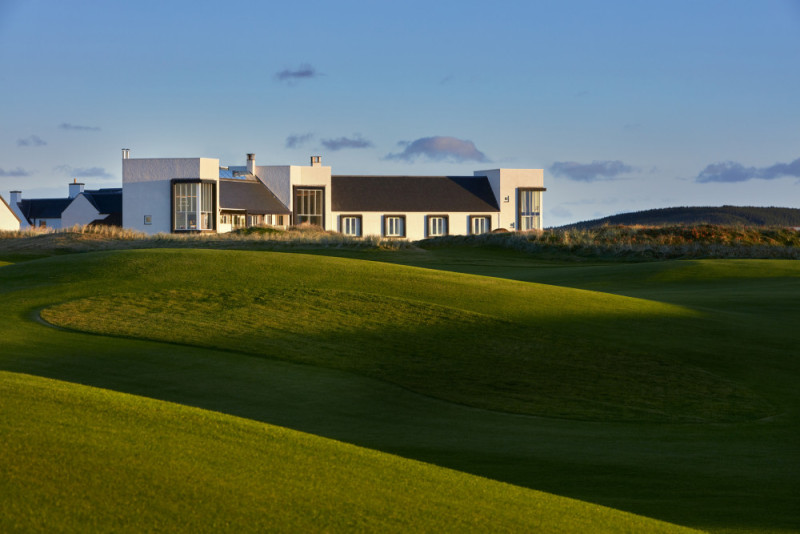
[18,198,72,221]
[83,189,122,215]
[331,175,500,213]
[219,178,290,214]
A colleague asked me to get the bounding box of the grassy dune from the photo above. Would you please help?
[2,371,701,533]
[2,248,799,532]
[39,250,773,423]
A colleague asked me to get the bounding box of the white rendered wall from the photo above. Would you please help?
[333,211,499,241]
[0,196,20,230]
[61,195,101,228]
[475,169,544,231]
[257,164,332,229]
[123,158,219,234]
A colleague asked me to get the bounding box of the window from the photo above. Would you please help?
[276,215,285,226]
[384,215,405,237]
[341,215,362,237]
[519,189,541,230]
[427,216,448,237]
[470,216,491,235]
[294,187,324,227]
[173,181,215,231]
[38,220,47,228]
[174,182,197,230]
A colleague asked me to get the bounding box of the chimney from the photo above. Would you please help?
[310,155,321,167]
[247,153,256,174]
[10,191,21,205]
[122,148,130,159]
[69,178,85,199]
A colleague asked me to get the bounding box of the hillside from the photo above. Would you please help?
[1,249,799,531]
[560,205,800,229]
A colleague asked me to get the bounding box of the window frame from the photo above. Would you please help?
[383,214,406,238]
[171,179,216,233]
[340,214,363,237]
[517,188,543,231]
[469,215,491,235]
[293,186,325,228]
[426,215,449,238]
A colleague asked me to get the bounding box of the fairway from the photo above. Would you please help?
[1,248,799,532]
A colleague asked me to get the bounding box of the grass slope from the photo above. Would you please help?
[39,250,771,423]
[2,371,699,533]
[2,249,799,532]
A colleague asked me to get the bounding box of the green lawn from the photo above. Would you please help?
[1,248,799,532]
[3,371,702,533]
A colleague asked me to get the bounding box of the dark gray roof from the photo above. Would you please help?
[18,198,72,221]
[331,175,499,213]
[83,189,122,215]
[219,179,289,214]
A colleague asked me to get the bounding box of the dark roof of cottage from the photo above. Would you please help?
[17,198,73,221]
[219,178,290,214]
[83,189,122,215]
[331,175,500,213]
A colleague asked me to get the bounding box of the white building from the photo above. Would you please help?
[7,181,121,230]
[122,150,545,240]
[0,194,21,231]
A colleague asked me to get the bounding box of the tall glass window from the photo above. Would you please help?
[519,189,541,230]
[174,183,198,231]
[174,181,214,231]
[294,188,324,227]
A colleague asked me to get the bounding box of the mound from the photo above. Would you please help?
[39,249,772,423]
[0,371,698,533]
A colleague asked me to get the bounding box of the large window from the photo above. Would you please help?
[519,189,541,230]
[341,215,362,236]
[294,187,324,227]
[470,215,491,235]
[174,181,215,232]
[427,215,448,237]
[384,215,405,237]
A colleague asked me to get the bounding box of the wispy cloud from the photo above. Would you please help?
[696,157,800,183]
[17,135,47,147]
[550,160,633,182]
[285,133,314,149]
[275,63,319,83]
[0,167,31,177]
[59,123,101,131]
[55,165,113,179]
[321,135,373,151]
[386,136,489,163]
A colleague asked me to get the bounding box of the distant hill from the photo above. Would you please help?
[559,206,800,229]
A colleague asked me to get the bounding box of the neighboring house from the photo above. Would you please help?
[123,150,545,239]
[8,181,122,229]
[0,194,21,231]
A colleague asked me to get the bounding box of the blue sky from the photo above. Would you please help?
[1,0,798,226]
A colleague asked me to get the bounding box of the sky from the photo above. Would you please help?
[1,0,798,227]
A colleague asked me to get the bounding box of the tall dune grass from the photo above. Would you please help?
[1,223,798,258]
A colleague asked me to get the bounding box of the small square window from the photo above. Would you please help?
[144,215,152,225]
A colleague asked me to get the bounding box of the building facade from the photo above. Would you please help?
[122,150,545,239]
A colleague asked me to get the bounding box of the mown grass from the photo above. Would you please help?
[2,249,799,532]
[2,371,699,533]
[40,250,772,423]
